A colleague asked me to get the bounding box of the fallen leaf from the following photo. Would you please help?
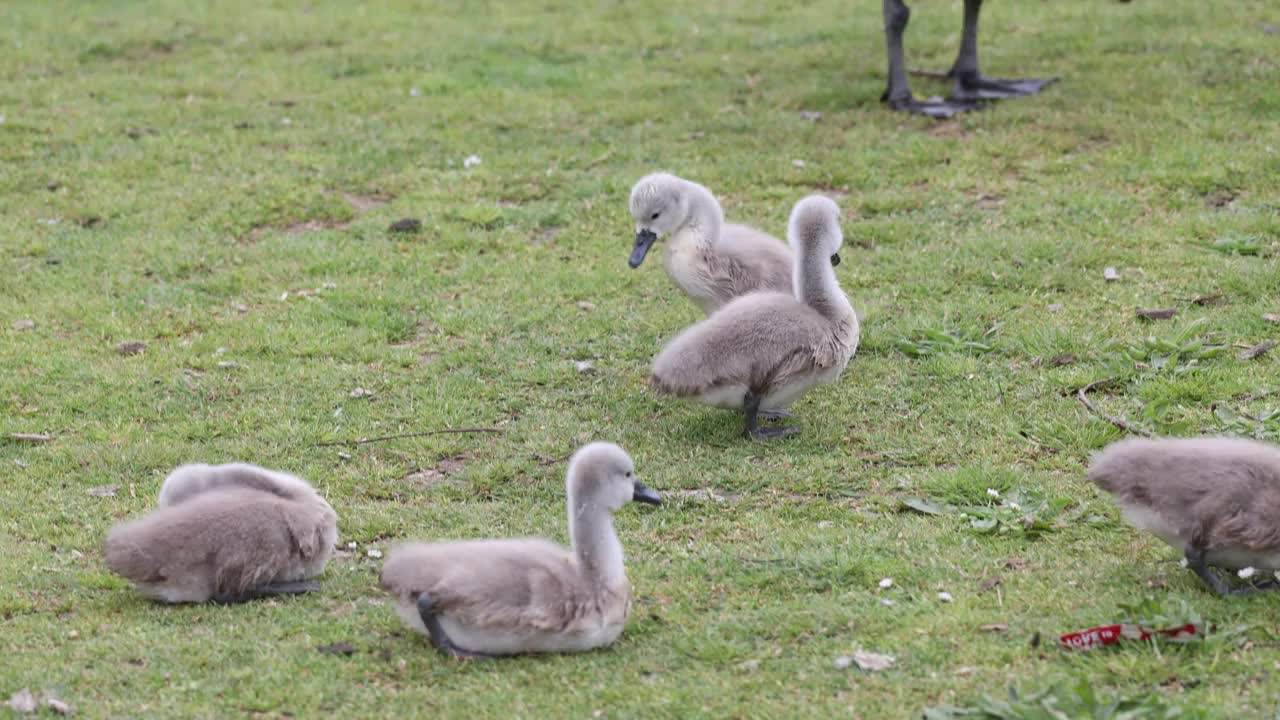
[8,433,52,443]
[388,218,422,234]
[1104,267,1119,282]
[46,697,72,716]
[116,341,146,355]
[1003,557,1028,571]
[1239,341,1277,361]
[852,650,895,672]
[574,360,596,374]
[900,497,947,515]
[316,642,356,656]
[1192,291,1224,306]
[1136,307,1177,321]
[953,666,977,676]
[6,688,36,713]
[1047,303,1064,313]
[737,659,761,671]
[1264,314,1280,324]
[799,110,822,122]
[87,484,119,497]
[980,623,1009,633]
[11,319,35,330]
[937,591,954,603]
[1048,353,1076,367]
[349,387,374,399]
[978,575,1002,591]
[576,301,596,311]
[833,655,853,670]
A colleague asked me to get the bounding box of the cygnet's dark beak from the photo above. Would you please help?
[629,229,658,269]
[830,253,841,267]
[631,482,662,506]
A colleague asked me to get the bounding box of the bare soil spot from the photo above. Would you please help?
[403,453,470,489]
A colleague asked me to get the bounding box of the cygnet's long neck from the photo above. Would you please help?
[672,180,724,252]
[568,493,626,588]
[795,240,852,323]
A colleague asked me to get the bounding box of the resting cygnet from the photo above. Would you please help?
[650,195,859,440]
[1089,437,1280,596]
[104,462,339,603]
[628,172,793,314]
[379,442,661,659]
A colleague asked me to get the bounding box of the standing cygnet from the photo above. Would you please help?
[628,172,793,314]
[379,442,661,659]
[650,195,859,440]
[104,462,338,603]
[1089,437,1280,596]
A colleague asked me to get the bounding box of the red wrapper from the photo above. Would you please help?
[1058,623,1201,650]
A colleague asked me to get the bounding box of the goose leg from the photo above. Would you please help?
[743,391,799,440]
[758,410,792,422]
[946,0,1057,102]
[210,580,320,604]
[882,0,980,118]
[416,594,494,660]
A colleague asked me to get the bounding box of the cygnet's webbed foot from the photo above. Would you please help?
[951,73,1058,102]
[884,93,982,119]
[758,410,792,422]
[1182,545,1264,597]
[210,580,320,604]
[747,425,801,441]
[416,593,495,660]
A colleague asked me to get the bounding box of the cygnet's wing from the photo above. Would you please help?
[651,292,831,397]
[380,539,592,632]
[717,223,794,297]
[159,462,325,508]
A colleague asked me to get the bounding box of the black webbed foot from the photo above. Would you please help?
[1183,545,1253,597]
[951,73,1058,102]
[416,593,494,660]
[885,93,983,119]
[747,425,801,441]
[758,410,792,422]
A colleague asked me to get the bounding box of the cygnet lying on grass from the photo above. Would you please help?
[628,172,793,314]
[104,462,338,603]
[650,194,859,440]
[1089,437,1280,596]
[379,442,661,659]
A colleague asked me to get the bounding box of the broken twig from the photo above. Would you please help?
[314,428,502,447]
[1077,378,1151,436]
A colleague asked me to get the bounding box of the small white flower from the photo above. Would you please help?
[986,488,1001,498]
[1179,557,1189,568]
[409,87,421,97]
[1008,502,1021,511]
[937,592,954,603]
[878,578,893,589]
[880,598,896,607]
[1238,566,1257,579]
[464,154,482,168]
[791,159,806,168]
[367,549,383,559]
[347,541,358,549]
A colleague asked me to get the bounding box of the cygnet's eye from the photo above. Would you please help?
[625,470,634,478]
[650,212,660,221]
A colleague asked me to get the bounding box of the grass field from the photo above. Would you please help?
[2,0,1279,717]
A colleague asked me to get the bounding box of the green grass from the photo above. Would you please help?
[2,0,1279,716]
